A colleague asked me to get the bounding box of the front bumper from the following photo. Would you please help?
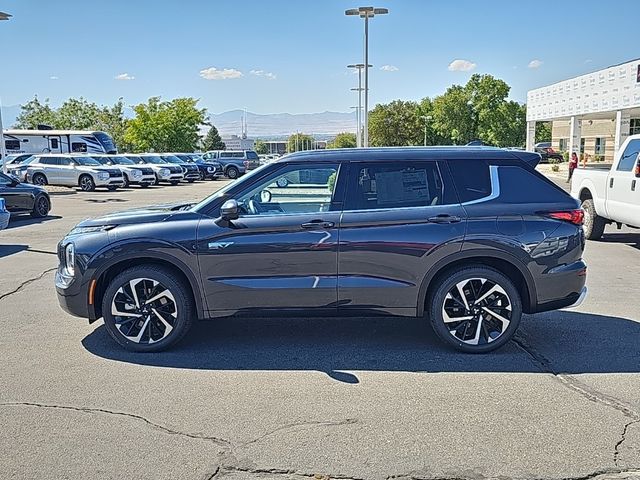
[55,267,94,320]
[157,172,184,182]
[129,174,156,185]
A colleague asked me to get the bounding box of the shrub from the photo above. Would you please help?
[562,151,569,162]
[551,164,560,172]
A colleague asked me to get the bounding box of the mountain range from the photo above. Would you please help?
[1,105,356,139]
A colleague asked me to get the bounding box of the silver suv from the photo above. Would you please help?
[92,155,156,188]
[26,154,125,191]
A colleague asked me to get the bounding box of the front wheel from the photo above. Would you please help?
[122,174,130,188]
[428,266,522,353]
[101,265,195,352]
[32,173,47,186]
[79,175,96,192]
[170,180,180,186]
[31,195,50,218]
[582,198,606,240]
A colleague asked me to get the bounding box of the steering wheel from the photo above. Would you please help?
[248,199,263,215]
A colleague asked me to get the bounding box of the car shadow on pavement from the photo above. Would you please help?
[0,244,28,258]
[5,215,62,230]
[600,232,640,251]
[82,310,640,383]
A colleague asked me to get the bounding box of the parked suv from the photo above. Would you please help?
[534,142,564,163]
[27,154,124,191]
[129,154,184,185]
[92,155,156,188]
[55,147,587,353]
[170,153,223,180]
[201,150,260,179]
[160,154,201,183]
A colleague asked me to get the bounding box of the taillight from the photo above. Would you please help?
[635,162,640,176]
[545,209,584,225]
[243,160,249,167]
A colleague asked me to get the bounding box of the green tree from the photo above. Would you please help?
[535,121,552,144]
[369,100,421,147]
[254,139,268,154]
[328,132,357,148]
[203,125,225,151]
[14,96,58,128]
[125,97,207,152]
[431,85,474,145]
[485,101,527,147]
[287,133,314,152]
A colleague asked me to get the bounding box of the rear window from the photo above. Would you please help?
[497,167,569,203]
[246,151,259,159]
[448,160,492,203]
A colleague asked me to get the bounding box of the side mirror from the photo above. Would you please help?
[220,199,239,220]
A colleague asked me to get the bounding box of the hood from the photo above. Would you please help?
[77,202,198,227]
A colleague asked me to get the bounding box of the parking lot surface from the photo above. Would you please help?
[1,180,639,480]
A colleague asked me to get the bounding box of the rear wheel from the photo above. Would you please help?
[79,175,95,192]
[101,265,195,352]
[428,266,522,353]
[31,195,50,218]
[226,166,239,179]
[32,173,47,186]
[582,198,606,240]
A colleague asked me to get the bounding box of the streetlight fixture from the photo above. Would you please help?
[345,6,388,147]
[420,115,433,146]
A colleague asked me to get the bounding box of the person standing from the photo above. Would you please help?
[567,152,578,183]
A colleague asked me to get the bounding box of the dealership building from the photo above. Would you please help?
[526,58,640,161]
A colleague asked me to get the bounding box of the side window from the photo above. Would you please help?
[71,142,87,153]
[448,160,493,203]
[232,152,244,158]
[0,173,12,185]
[617,139,640,172]
[345,161,448,211]
[236,163,339,216]
[5,139,20,150]
[59,157,71,166]
[246,151,258,160]
[498,167,568,203]
[220,152,232,158]
[50,138,59,149]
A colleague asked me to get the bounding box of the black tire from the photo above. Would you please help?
[581,198,606,240]
[187,179,195,183]
[79,174,96,192]
[107,185,118,191]
[122,174,130,188]
[226,166,239,179]
[101,265,195,352]
[170,180,180,186]
[198,170,205,181]
[30,195,50,218]
[32,173,47,186]
[428,266,522,353]
[140,183,150,188]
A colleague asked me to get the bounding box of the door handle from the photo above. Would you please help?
[632,180,636,192]
[301,220,334,229]
[428,214,462,224]
[610,178,614,188]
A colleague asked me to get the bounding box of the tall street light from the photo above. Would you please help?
[0,11,11,172]
[345,6,388,148]
[420,115,433,146]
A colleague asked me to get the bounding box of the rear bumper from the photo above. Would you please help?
[533,260,587,313]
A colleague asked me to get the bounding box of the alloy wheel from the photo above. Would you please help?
[442,277,512,345]
[33,174,47,186]
[36,196,49,216]
[111,278,178,344]
[80,176,94,191]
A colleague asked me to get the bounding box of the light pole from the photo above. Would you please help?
[347,63,371,148]
[0,11,11,172]
[420,115,432,146]
[345,6,388,147]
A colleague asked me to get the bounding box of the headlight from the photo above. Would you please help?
[131,169,142,177]
[68,225,114,236]
[97,172,109,181]
[159,168,169,176]
[64,243,75,276]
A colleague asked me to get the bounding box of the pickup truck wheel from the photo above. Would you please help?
[79,175,96,192]
[32,173,47,186]
[428,266,522,353]
[102,265,195,352]
[226,166,239,179]
[582,198,606,240]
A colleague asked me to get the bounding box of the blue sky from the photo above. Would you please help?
[1,0,638,114]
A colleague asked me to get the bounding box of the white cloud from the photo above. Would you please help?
[199,67,243,80]
[448,59,476,72]
[584,59,593,64]
[528,59,543,69]
[250,69,277,80]
[115,73,135,81]
[380,65,399,72]
[49,76,59,80]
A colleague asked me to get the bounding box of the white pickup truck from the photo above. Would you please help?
[571,134,640,239]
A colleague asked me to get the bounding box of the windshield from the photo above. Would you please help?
[93,131,117,154]
[191,163,270,213]
[161,155,183,164]
[140,156,167,164]
[74,156,101,166]
[111,156,135,165]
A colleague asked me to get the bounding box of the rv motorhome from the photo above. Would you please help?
[2,130,117,156]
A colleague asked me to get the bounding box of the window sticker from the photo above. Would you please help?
[375,169,430,206]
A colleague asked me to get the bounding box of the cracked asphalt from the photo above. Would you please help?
[1,180,639,480]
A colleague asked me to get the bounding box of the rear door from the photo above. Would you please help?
[607,138,640,226]
[337,160,466,316]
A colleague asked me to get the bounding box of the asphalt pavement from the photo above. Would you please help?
[1,178,639,480]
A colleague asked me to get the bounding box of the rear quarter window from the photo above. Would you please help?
[448,160,492,203]
[497,166,569,203]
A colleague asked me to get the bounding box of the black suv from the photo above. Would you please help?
[55,147,587,353]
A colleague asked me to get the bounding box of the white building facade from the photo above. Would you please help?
[221,135,255,151]
[526,58,640,161]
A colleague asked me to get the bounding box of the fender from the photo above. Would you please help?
[86,238,207,321]
[416,248,538,316]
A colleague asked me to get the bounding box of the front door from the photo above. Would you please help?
[338,160,466,315]
[197,162,343,314]
[608,139,640,226]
